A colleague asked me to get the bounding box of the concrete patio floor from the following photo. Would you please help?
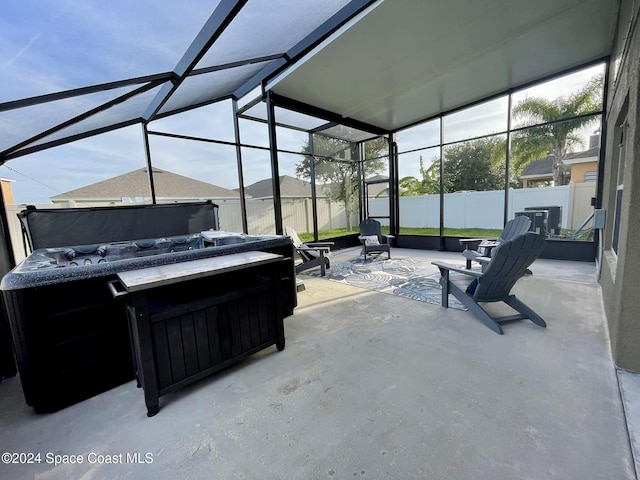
[0,248,637,479]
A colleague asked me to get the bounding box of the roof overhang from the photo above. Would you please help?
[563,155,599,165]
[267,0,618,132]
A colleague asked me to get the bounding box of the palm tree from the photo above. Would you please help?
[511,75,603,185]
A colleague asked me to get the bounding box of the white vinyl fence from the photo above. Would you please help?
[371,183,595,230]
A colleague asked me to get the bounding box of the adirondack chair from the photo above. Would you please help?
[284,226,333,276]
[459,215,532,269]
[358,219,394,260]
[432,232,546,335]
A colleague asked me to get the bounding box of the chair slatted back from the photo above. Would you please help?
[284,226,303,248]
[472,232,544,302]
[284,226,315,262]
[500,215,531,242]
[360,219,383,240]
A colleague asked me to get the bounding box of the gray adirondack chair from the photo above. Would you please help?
[432,232,545,335]
[284,226,333,276]
[459,215,532,269]
[358,219,394,260]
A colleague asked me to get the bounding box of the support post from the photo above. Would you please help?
[388,133,397,236]
[141,124,157,204]
[439,117,445,250]
[308,133,319,241]
[266,91,283,235]
[504,94,512,225]
[232,99,249,233]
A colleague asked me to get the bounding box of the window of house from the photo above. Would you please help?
[584,171,597,182]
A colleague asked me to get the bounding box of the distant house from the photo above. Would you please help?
[365,175,390,197]
[242,175,323,199]
[520,133,600,188]
[1,178,15,205]
[242,174,389,199]
[50,168,239,206]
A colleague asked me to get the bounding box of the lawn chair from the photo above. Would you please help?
[358,219,393,261]
[432,232,546,335]
[284,226,333,276]
[459,215,531,269]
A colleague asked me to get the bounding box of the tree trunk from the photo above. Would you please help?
[552,138,569,185]
[552,156,568,186]
[344,175,352,231]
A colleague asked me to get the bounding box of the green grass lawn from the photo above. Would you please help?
[298,227,503,242]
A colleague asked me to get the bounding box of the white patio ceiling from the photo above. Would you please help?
[268,0,618,132]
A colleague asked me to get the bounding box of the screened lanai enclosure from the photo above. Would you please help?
[4,0,640,475]
[0,0,618,268]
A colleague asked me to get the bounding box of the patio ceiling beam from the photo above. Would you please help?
[236,113,318,135]
[309,122,339,134]
[142,0,249,123]
[268,92,388,137]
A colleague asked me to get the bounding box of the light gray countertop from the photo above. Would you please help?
[117,251,282,292]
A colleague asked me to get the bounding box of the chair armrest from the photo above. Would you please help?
[458,238,482,248]
[382,234,395,240]
[459,237,497,244]
[297,246,331,253]
[478,240,499,248]
[475,256,491,265]
[305,241,334,247]
[431,261,483,277]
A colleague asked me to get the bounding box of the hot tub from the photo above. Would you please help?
[1,230,296,413]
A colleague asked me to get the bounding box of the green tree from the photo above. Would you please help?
[443,137,506,192]
[399,155,440,196]
[296,135,387,231]
[511,74,603,185]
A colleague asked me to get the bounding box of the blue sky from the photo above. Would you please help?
[0,1,605,205]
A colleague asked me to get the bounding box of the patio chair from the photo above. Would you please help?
[358,219,393,261]
[432,232,545,335]
[459,215,531,270]
[284,226,333,276]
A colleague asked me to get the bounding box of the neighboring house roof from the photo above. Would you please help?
[242,175,315,198]
[365,175,390,197]
[563,146,600,164]
[521,156,555,178]
[51,168,239,201]
[520,146,600,178]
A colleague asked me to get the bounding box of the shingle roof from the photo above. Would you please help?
[51,168,239,200]
[365,175,390,197]
[521,145,600,177]
[242,175,314,198]
[566,146,599,160]
[521,156,554,177]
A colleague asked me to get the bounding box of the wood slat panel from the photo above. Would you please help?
[166,317,186,382]
[193,309,211,371]
[180,314,199,378]
[205,305,223,365]
[152,322,173,389]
